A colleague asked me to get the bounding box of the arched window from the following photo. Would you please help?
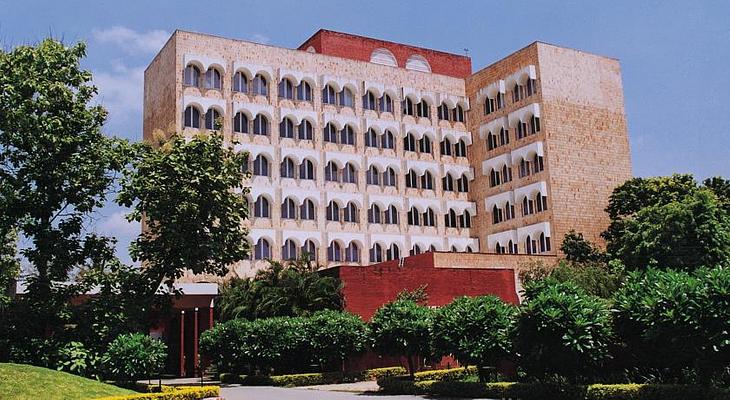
[500,128,509,146]
[322,85,336,105]
[386,243,400,261]
[437,103,450,121]
[379,94,393,113]
[513,83,522,103]
[254,238,271,260]
[366,166,380,186]
[421,171,434,190]
[205,109,220,130]
[536,192,548,212]
[253,155,269,177]
[254,196,270,218]
[534,154,544,174]
[466,246,473,253]
[404,133,417,152]
[278,78,294,99]
[492,204,502,225]
[384,205,398,224]
[457,174,469,193]
[343,202,359,223]
[302,239,317,261]
[368,204,382,224]
[325,161,339,182]
[299,159,315,180]
[451,246,458,253]
[422,208,435,227]
[296,81,312,101]
[282,239,297,260]
[416,100,430,118]
[280,157,295,178]
[455,139,467,157]
[339,88,355,108]
[298,120,313,140]
[402,97,415,116]
[300,199,316,220]
[523,195,535,216]
[527,78,537,96]
[405,54,431,73]
[443,174,454,192]
[496,243,505,254]
[340,125,355,145]
[487,133,497,151]
[345,242,360,262]
[429,245,437,253]
[383,167,397,187]
[204,68,222,89]
[279,117,294,139]
[281,198,296,220]
[323,123,338,143]
[253,114,269,135]
[407,207,420,226]
[184,65,200,87]
[365,128,378,148]
[530,116,541,134]
[326,202,340,222]
[525,235,536,254]
[369,243,384,263]
[540,233,551,253]
[343,163,357,184]
[370,48,397,67]
[410,244,422,256]
[363,91,377,111]
[419,135,432,154]
[233,71,248,93]
[382,131,395,149]
[183,106,200,128]
[485,96,495,115]
[405,170,418,188]
[453,105,465,123]
[445,209,458,228]
[508,240,516,254]
[440,138,453,156]
[460,210,472,228]
[328,241,343,262]
[233,112,248,133]
[252,74,268,96]
[502,165,512,183]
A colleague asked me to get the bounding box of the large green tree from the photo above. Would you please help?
[0,39,128,334]
[117,132,249,286]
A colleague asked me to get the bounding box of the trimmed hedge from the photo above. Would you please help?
[377,378,730,400]
[95,386,219,400]
[413,366,478,382]
[219,366,407,387]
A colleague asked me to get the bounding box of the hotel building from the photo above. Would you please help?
[143,29,632,279]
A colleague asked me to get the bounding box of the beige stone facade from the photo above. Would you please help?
[143,31,631,279]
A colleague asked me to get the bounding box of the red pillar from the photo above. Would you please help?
[179,310,185,377]
[209,300,214,328]
[193,307,199,377]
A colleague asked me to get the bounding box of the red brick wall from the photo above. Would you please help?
[326,252,519,321]
[298,30,472,79]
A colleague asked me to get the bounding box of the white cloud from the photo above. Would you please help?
[92,26,170,54]
[95,210,140,265]
[92,61,144,137]
[250,33,271,44]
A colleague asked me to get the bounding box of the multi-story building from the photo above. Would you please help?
[143,29,632,279]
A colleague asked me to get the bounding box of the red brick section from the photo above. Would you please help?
[324,252,519,321]
[298,29,472,79]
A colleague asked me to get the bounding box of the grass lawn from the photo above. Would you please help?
[0,363,135,400]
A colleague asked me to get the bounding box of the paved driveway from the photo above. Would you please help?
[219,383,478,399]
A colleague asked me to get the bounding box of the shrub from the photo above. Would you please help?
[431,296,516,377]
[413,366,478,382]
[304,310,368,370]
[199,319,250,374]
[55,341,99,378]
[514,279,614,382]
[369,299,433,377]
[613,267,730,384]
[357,366,406,381]
[95,385,219,400]
[101,333,167,382]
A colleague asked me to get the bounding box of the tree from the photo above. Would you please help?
[704,176,730,213]
[431,296,517,380]
[101,333,167,383]
[117,132,249,286]
[369,299,433,378]
[305,310,368,371]
[0,39,129,335]
[560,230,605,263]
[0,227,19,308]
[514,279,614,383]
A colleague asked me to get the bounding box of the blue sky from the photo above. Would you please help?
[2,0,729,265]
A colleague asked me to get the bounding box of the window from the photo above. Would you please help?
[457,175,469,192]
[536,192,548,212]
[508,240,517,254]
[485,97,495,115]
[345,243,360,262]
[540,233,551,253]
[445,209,458,228]
[253,115,269,135]
[386,244,400,261]
[419,136,432,154]
[422,208,435,227]
[326,202,340,222]
[365,129,378,148]
[402,97,414,116]
[455,140,467,157]
[530,116,541,134]
[368,204,381,224]
[513,84,523,103]
[233,112,248,133]
[280,157,295,178]
[184,65,200,86]
[534,154,544,174]
[322,85,336,105]
[300,199,316,220]
[379,94,393,113]
[254,238,271,260]
[298,120,313,140]
[323,123,338,143]
[233,71,248,93]
[340,125,355,145]
[492,205,503,225]
[404,133,417,152]
[460,210,472,228]
[343,163,357,184]
[328,241,342,262]
[437,103,450,121]
[526,78,537,96]
[410,244,422,256]
[302,240,317,260]
[325,161,339,182]
[367,166,380,185]
[253,155,270,177]
[502,165,512,183]
[343,202,359,223]
[281,198,296,219]
[339,88,355,108]
[278,79,294,99]
[254,196,270,218]
[489,169,501,187]
[383,167,397,187]
[296,81,312,101]
[421,171,434,190]
[384,205,398,224]
[204,109,220,130]
[453,105,465,123]
[205,68,222,89]
[363,91,377,111]
[407,207,420,226]
[443,174,454,192]
[522,196,535,216]
[183,106,200,128]
[487,132,498,151]
[405,170,418,188]
[440,138,453,156]
[496,243,505,254]
[416,100,430,118]
[252,74,268,96]
[382,131,395,149]
[525,235,537,255]
[282,239,297,260]
[299,159,315,180]
[279,118,294,139]
[370,244,383,263]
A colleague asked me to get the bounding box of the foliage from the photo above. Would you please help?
[603,175,730,270]
[219,367,407,386]
[217,256,343,320]
[0,363,134,400]
[95,386,220,400]
[703,176,730,213]
[613,267,730,384]
[520,259,624,299]
[394,285,429,303]
[305,310,368,369]
[118,132,249,287]
[0,227,19,309]
[561,230,606,263]
[413,366,479,382]
[515,279,614,383]
[431,296,516,374]
[369,299,433,377]
[101,333,167,382]
[54,341,98,378]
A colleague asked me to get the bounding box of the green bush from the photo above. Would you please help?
[55,341,98,378]
[413,366,478,382]
[515,279,614,382]
[101,333,167,382]
[357,366,406,381]
[304,310,368,370]
[95,385,219,400]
